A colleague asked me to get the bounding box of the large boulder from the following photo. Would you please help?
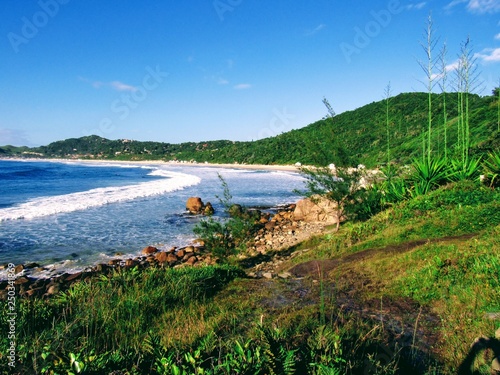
[204,202,215,215]
[228,204,261,222]
[142,246,158,255]
[155,252,168,263]
[186,197,215,215]
[186,197,205,214]
[293,196,340,224]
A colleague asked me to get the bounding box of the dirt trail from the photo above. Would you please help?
[288,233,477,278]
[271,233,479,370]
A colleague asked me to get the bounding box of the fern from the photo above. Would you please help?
[257,325,297,375]
[307,325,345,375]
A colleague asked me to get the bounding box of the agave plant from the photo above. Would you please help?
[380,178,411,205]
[448,156,482,182]
[484,151,500,188]
[410,156,449,196]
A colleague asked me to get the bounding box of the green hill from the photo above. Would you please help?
[3,92,499,167]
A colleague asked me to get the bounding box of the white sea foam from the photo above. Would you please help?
[0,169,201,221]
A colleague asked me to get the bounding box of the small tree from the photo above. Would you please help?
[319,97,353,167]
[297,166,382,231]
[194,174,258,259]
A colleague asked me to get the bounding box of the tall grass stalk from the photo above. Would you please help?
[439,42,449,159]
[385,82,392,166]
[316,263,326,326]
[497,80,500,132]
[455,37,481,165]
[418,13,438,163]
[412,306,423,360]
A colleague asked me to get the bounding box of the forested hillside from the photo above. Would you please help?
[2,91,499,168]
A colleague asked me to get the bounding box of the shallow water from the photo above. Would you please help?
[0,160,304,278]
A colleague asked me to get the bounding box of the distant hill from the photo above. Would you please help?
[2,92,499,167]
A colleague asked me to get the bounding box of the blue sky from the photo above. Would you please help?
[1,0,499,147]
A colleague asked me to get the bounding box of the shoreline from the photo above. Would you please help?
[0,157,300,172]
[0,157,305,284]
[1,203,326,299]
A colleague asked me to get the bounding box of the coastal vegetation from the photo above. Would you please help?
[1,178,499,374]
[1,18,500,375]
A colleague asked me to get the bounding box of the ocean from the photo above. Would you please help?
[0,160,304,279]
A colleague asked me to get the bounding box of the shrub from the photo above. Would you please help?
[483,151,500,187]
[296,166,383,229]
[193,174,260,259]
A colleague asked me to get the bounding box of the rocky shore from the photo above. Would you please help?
[0,196,338,299]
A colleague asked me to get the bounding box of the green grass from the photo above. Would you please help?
[1,182,499,374]
[281,181,499,374]
[0,265,245,374]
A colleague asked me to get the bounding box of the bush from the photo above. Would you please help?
[297,166,384,228]
[194,174,260,259]
[484,151,500,187]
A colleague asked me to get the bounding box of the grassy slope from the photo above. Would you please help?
[1,181,499,374]
[287,181,500,373]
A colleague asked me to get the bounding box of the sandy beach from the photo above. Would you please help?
[2,157,300,172]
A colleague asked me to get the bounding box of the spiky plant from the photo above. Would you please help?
[410,156,449,196]
[484,151,500,188]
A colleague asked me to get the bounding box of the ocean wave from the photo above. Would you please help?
[0,170,201,221]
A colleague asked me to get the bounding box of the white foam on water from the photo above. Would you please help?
[0,169,201,221]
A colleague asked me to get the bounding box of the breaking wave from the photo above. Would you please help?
[0,169,201,221]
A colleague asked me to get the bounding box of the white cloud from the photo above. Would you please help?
[305,24,326,36]
[444,0,467,11]
[495,33,500,40]
[444,0,500,13]
[233,83,252,90]
[475,47,500,62]
[109,81,138,92]
[431,60,460,80]
[406,2,427,10]
[467,0,500,13]
[217,77,229,85]
[445,61,460,72]
[90,80,103,89]
[79,76,138,92]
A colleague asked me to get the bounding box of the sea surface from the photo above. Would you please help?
[0,159,304,279]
